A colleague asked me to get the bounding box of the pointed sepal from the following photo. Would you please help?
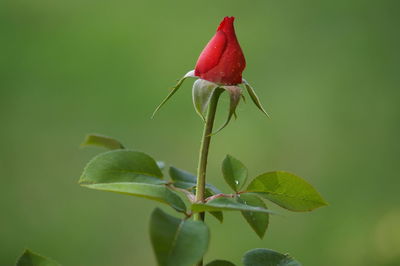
[212,85,242,134]
[152,70,196,118]
[242,79,270,118]
[192,79,219,121]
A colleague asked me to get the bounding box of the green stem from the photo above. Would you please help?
[194,88,222,266]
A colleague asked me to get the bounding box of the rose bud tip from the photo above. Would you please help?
[194,16,245,85]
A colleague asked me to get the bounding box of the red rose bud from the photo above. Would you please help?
[195,16,246,85]
[154,17,268,123]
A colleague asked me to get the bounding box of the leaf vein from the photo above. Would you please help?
[168,220,185,259]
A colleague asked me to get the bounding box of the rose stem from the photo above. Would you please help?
[194,88,222,266]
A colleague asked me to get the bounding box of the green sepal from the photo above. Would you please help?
[242,79,270,118]
[192,79,219,121]
[152,70,196,118]
[212,86,242,134]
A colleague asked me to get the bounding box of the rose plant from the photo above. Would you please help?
[16,17,327,266]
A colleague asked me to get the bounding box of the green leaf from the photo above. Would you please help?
[81,134,124,150]
[79,150,186,212]
[247,171,327,212]
[150,208,209,266]
[169,167,223,222]
[169,167,222,194]
[192,79,219,121]
[205,184,222,195]
[192,197,274,214]
[169,166,196,189]
[16,249,60,266]
[157,161,166,170]
[80,150,164,185]
[152,70,196,118]
[205,189,223,223]
[206,260,236,266]
[243,248,301,266]
[242,80,270,118]
[82,182,186,212]
[209,211,223,223]
[222,155,248,192]
[237,193,269,239]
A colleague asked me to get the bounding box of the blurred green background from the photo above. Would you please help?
[1,0,399,265]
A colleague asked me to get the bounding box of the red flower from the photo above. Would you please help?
[194,16,246,85]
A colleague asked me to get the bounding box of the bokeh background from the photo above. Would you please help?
[1,0,399,265]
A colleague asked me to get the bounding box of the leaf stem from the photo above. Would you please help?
[205,193,236,202]
[194,88,222,265]
[166,183,196,203]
